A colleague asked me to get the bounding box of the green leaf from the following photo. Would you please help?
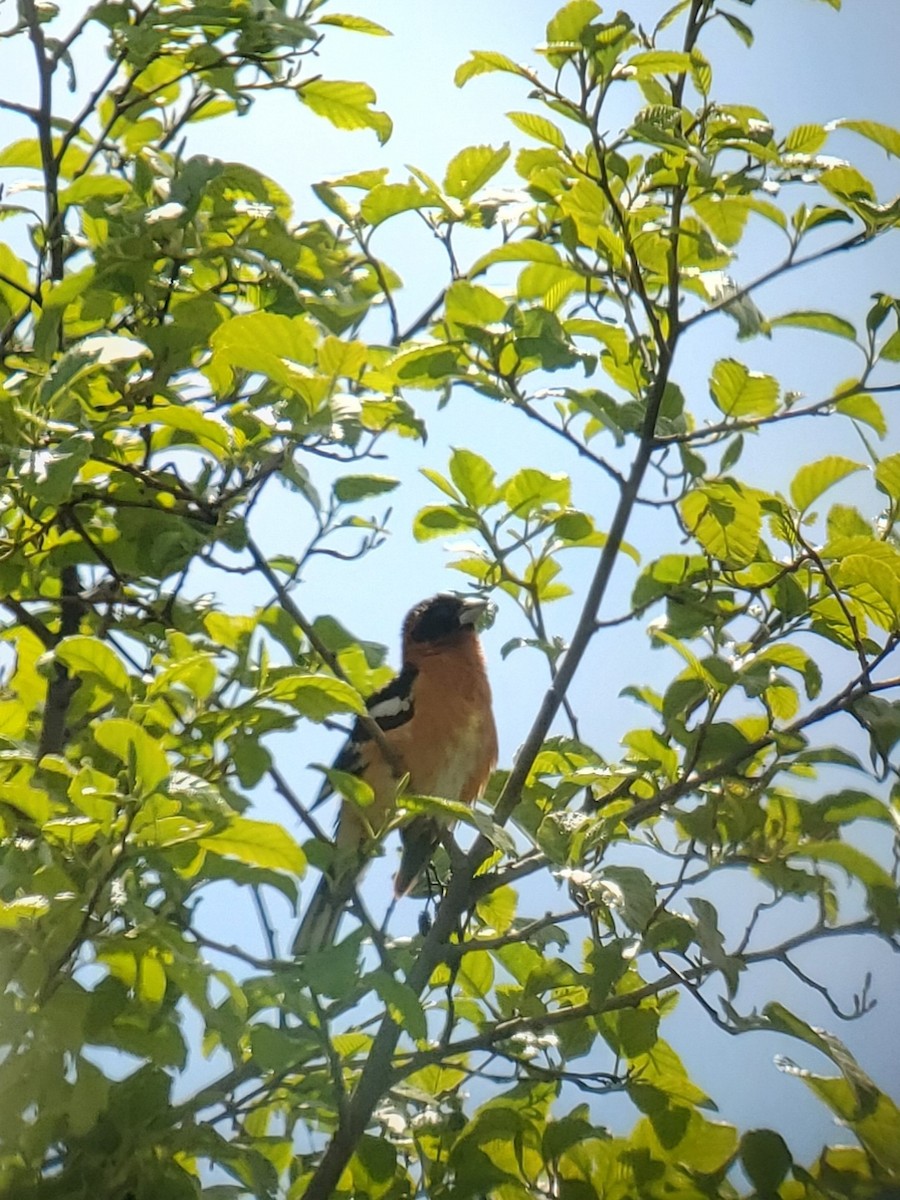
[333,475,399,502]
[371,969,427,1039]
[790,455,865,511]
[449,448,499,508]
[419,467,461,501]
[138,405,234,455]
[20,433,93,505]
[504,468,570,516]
[458,948,494,999]
[269,673,365,719]
[835,554,900,628]
[721,11,753,46]
[793,842,897,919]
[680,481,761,567]
[753,644,822,699]
[445,281,508,327]
[316,13,391,36]
[454,50,533,88]
[875,452,900,499]
[506,111,565,148]
[298,78,392,144]
[444,143,510,201]
[59,174,132,209]
[206,312,317,395]
[0,243,34,311]
[819,163,875,203]
[200,818,305,875]
[627,50,692,77]
[688,897,743,995]
[709,359,779,417]
[831,118,900,158]
[55,636,131,697]
[359,181,432,226]
[741,1128,792,1193]
[770,310,856,340]
[835,392,886,437]
[470,241,561,278]
[94,717,170,794]
[319,767,375,809]
[0,894,51,929]
[880,329,900,361]
[691,195,750,246]
[413,504,479,540]
[547,0,601,42]
[596,866,657,932]
[784,123,827,154]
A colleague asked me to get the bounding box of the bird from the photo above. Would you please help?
[292,593,498,955]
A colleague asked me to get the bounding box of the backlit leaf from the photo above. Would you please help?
[709,359,779,417]
[200,818,305,875]
[831,118,900,159]
[299,78,392,144]
[449,448,500,508]
[444,144,510,201]
[790,456,865,511]
[455,51,534,88]
[770,310,856,340]
[506,111,565,149]
[681,481,761,566]
[94,717,169,794]
[55,636,131,696]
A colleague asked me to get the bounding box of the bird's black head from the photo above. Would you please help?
[404,593,492,645]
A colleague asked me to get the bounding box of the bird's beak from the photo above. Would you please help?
[458,596,494,629]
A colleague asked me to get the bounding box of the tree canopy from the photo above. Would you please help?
[0,1,898,1197]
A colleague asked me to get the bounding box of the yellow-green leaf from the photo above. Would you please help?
[269,673,364,719]
[681,481,761,567]
[770,310,856,340]
[55,636,131,696]
[200,817,305,874]
[790,456,865,511]
[455,50,533,88]
[136,405,236,455]
[444,143,510,201]
[299,78,392,144]
[835,554,900,629]
[94,717,169,794]
[445,281,508,327]
[875,452,900,500]
[359,181,432,227]
[835,393,886,437]
[831,118,900,159]
[0,894,50,928]
[316,13,390,36]
[506,111,565,149]
[710,359,779,417]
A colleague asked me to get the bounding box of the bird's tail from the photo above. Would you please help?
[394,815,440,897]
[292,871,347,955]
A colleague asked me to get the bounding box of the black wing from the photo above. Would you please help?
[312,664,418,807]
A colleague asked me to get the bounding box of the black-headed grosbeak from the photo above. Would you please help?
[292,593,497,954]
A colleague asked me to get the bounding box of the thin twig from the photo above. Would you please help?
[246,535,404,777]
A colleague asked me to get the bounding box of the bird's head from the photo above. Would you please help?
[402,593,494,651]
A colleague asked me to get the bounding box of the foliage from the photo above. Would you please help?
[0,0,898,1197]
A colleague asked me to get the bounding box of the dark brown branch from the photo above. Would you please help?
[37,565,85,759]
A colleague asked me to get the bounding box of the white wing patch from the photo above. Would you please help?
[368,693,411,721]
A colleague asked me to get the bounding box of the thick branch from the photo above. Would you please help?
[37,566,85,759]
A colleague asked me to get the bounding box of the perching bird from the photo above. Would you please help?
[292,593,498,954]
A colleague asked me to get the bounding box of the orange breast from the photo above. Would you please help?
[336,638,497,850]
